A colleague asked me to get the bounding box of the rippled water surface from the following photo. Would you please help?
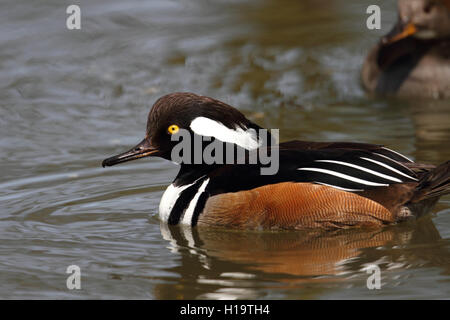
[1,0,449,299]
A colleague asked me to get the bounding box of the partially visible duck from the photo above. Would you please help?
[362,0,450,98]
[102,92,450,230]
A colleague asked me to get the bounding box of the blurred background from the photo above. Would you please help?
[0,0,449,299]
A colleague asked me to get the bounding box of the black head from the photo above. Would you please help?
[102,92,264,167]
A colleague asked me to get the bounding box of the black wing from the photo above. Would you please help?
[206,141,417,195]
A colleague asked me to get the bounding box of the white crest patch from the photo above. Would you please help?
[190,117,261,150]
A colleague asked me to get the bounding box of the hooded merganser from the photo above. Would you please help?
[102,92,450,230]
[362,0,450,98]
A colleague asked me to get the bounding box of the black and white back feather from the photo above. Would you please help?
[168,141,419,226]
[203,142,419,196]
[295,149,417,191]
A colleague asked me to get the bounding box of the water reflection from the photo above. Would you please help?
[154,216,449,299]
[408,99,450,163]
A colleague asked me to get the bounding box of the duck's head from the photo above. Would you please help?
[102,92,265,167]
[383,0,450,44]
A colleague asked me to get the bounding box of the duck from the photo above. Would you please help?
[102,92,450,230]
[361,0,450,98]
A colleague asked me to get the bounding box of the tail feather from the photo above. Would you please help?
[414,160,450,201]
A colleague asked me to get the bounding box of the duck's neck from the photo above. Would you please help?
[159,126,275,225]
[171,126,274,186]
[159,148,259,226]
[174,163,222,186]
[159,164,215,226]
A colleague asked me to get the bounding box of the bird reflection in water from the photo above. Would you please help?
[153,215,449,299]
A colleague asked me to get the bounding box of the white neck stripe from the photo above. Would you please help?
[159,177,204,222]
[181,178,210,225]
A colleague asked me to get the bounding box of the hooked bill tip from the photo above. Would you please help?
[101,158,114,168]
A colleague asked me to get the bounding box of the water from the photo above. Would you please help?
[1,0,449,299]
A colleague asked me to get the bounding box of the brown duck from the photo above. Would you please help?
[102,92,450,230]
[362,0,450,98]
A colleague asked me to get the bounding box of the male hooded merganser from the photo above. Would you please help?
[102,92,450,230]
[362,0,450,98]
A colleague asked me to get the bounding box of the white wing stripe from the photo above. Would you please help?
[360,157,418,181]
[297,167,389,187]
[381,147,414,163]
[315,160,403,183]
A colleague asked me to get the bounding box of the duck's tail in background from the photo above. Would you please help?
[406,160,450,217]
[415,161,450,201]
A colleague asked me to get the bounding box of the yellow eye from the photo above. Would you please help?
[167,124,180,134]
